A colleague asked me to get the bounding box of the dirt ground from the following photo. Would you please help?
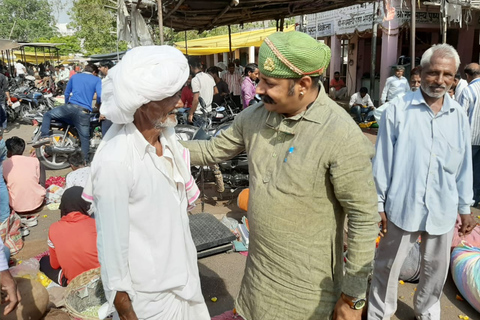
[3,118,479,320]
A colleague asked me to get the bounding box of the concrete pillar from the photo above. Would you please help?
[457,26,475,71]
[223,52,228,63]
[379,18,399,98]
[329,35,341,82]
[249,46,255,63]
[346,35,358,96]
[213,53,219,66]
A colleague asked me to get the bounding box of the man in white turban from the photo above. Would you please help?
[84,46,210,320]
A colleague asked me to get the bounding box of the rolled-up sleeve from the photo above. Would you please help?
[329,129,379,298]
[93,161,134,316]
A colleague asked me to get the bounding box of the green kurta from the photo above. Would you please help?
[182,88,379,320]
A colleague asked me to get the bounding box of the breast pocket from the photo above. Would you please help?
[443,145,464,175]
[275,155,319,197]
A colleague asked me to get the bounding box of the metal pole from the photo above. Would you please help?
[228,25,232,62]
[34,46,38,65]
[184,30,188,56]
[441,0,447,44]
[157,0,164,45]
[370,1,378,101]
[411,0,416,67]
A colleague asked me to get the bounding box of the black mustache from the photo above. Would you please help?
[262,95,276,104]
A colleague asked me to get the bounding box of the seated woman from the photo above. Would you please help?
[40,186,99,286]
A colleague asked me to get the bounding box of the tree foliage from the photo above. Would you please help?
[0,0,57,42]
[69,0,127,55]
[35,35,82,56]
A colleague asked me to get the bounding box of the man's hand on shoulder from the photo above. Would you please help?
[333,297,362,320]
[459,213,477,236]
[0,270,21,315]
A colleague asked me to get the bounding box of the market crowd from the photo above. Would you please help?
[0,30,479,320]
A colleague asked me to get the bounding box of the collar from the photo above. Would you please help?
[470,77,480,85]
[128,123,172,160]
[264,84,327,134]
[410,89,455,114]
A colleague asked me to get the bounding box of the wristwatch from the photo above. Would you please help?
[341,292,366,310]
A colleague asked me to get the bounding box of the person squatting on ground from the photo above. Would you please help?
[369,44,477,320]
[82,46,210,320]
[40,186,99,286]
[182,31,379,320]
[3,136,45,216]
[34,64,102,164]
[329,71,347,100]
[65,151,91,189]
[349,87,375,123]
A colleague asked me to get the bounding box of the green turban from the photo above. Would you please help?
[258,31,331,79]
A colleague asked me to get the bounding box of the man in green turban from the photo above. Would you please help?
[182,31,379,320]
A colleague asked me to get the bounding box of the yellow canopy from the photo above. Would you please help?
[10,51,70,64]
[174,25,295,56]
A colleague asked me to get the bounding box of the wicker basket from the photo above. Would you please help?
[64,268,107,320]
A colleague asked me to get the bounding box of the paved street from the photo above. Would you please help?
[3,120,479,319]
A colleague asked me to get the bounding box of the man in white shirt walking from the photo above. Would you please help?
[85,46,210,320]
[188,57,217,124]
[380,65,409,104]
[349,87,375,122]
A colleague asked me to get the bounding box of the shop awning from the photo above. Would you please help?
[0,39,21,51]
[174,25,295,55]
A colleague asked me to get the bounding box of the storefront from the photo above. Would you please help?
[302,0,478,105]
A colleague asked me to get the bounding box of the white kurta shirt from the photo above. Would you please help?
[90,123,209,320]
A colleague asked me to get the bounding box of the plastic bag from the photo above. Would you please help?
[46,185,65,204]
[9,258,40,278]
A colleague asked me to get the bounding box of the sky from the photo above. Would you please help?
[50,0,73,24]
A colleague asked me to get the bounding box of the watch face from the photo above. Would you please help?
[354,299,366,310]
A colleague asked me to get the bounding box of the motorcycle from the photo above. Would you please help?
[12,91,55,123]
[31,113,102,170]
[175,99,249,193]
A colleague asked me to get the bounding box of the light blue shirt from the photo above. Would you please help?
[374,89,473,235]
[457,77,480,145]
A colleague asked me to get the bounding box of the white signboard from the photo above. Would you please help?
[304,2,443,38]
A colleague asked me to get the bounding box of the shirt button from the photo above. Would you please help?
[272,153,277,157]
[263,176,270,183]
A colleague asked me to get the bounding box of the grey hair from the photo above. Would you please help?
[420,44,460,70]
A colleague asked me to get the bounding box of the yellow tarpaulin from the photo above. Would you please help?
[9,51,70,64]
[174,25,295,56]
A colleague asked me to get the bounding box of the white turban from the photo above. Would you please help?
[101,45,190,124]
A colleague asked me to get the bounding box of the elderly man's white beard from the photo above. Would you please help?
[153,115,178,129]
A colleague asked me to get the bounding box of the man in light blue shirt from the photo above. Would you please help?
[457,63,480,207]
[369,44,477,319]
